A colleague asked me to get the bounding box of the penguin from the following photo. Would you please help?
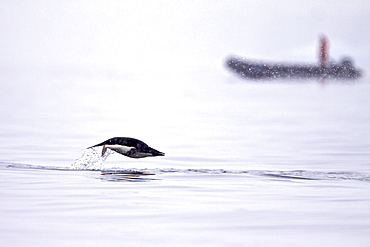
[88,137,165,158]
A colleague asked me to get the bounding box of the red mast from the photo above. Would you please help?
[319,35,329,68]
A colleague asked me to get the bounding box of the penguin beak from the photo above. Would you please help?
[151,149,165,156]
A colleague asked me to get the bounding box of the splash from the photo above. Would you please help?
[70,147,114,170]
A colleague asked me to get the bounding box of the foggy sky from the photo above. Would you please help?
[0,0,369,74]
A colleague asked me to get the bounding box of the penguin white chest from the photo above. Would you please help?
[128,152,153,158]
[105,144,134,155]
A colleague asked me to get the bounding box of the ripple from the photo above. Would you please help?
[1,161,369,182]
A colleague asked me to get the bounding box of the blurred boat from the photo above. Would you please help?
[226,36,362,80]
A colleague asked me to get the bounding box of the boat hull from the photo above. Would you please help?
[226,57,362,80]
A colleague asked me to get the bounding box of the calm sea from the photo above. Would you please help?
[0,65,369,247]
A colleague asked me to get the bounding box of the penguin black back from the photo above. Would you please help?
[90,137,150,151]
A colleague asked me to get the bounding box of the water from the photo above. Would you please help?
[0,165,369,247]
[0,65,369,246]
[1,2,370,246]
